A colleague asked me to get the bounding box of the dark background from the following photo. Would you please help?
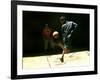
[23,11,89,57]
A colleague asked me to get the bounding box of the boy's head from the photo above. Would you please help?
[59,16,66,24]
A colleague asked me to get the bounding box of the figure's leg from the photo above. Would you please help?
[55,41,70,62]
[57,42,65,62]
[58,41,70,62]
[60,47,70,62]
[50,39,55,51]
[58,42,64,49]
[60,37,71,62]
[44,39,49,52]
[60,50,64,62]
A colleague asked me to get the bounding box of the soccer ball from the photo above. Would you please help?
[53,31,59,39]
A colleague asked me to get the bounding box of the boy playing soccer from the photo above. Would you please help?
[53,16,77,62]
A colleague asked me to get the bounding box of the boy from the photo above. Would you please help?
[53,16,77,62]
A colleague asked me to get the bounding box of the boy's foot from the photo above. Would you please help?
[60,57,64,62]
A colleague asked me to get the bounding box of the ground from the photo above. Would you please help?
[23,51,90,69]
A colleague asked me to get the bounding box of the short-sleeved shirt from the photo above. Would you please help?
[61,21,77,48]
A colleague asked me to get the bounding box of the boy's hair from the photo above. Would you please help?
[60,16,66,20]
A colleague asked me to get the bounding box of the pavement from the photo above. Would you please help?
[23,51,90,69]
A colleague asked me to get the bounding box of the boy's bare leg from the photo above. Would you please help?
[60,50,64,62]
[60,48,69,62]
[58,43,65,62]
[57,43,70,62]
[58,42,64,49]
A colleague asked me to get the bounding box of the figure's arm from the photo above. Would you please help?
[72,22,77,30]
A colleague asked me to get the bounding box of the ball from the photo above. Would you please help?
[53,31,59,39]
